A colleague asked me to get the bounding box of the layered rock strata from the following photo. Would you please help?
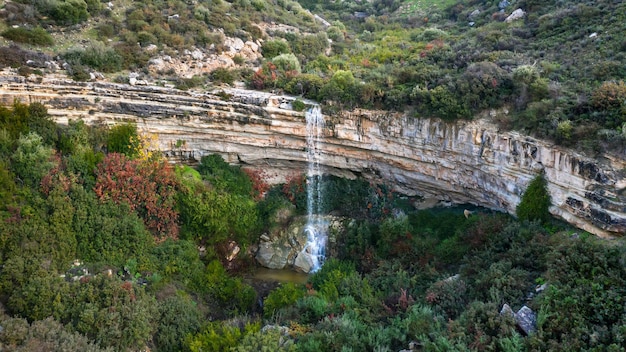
[0,72,624,237]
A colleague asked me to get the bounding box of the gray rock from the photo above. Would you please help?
[469,9,481,19]
[256,242,290,269]
[505,9,526,23]
[516,305,537,335]
[500,303,515,318]
[535,283,548,293]
[293,252,314,273]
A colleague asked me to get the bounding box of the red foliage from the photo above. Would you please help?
[40,153,72,196]
[94,153,179,242]
[282,173,305,204]
[243,168,270,200]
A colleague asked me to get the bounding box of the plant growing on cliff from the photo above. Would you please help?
[516,173,551,224]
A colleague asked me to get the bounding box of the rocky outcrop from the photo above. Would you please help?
[0,70,624,238]
[256,216,341,273]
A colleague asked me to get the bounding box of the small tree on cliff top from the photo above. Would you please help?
[516,173,551,224]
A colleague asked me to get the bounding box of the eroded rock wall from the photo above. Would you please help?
[1,72,624,237]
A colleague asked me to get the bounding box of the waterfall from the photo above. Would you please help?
[303,105,328,273]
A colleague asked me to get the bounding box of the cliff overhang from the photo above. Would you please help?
[1,72,624,237]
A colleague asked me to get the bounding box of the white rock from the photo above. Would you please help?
[191,49,204,60]
[469,9,481,19]
[224,37,245,54]
[245,41,259,52]
[589,32,598,38]
[149,58,164,66]
[505,8,526,23]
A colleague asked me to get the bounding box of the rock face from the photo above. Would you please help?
[0,70,624,238]
[255,216,341,273]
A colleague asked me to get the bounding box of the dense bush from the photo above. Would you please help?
[516,174,551,224]
[1,27,53,46]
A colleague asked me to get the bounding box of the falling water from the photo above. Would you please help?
[303,105,328,273]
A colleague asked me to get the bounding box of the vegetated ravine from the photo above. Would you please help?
[1,71,624,238]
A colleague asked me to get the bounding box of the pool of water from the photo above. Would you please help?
[246,267,310,284]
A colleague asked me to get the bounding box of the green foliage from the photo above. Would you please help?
[320,70,359,106]
[292,99,306,111]
[263,282,305,318]
[1,27,54,46]
[262,39,291,58]
[6,274,157,351]
[186,319,260,352]
[177,176,259,245]
[0,102,57,146]
[0,315,113,352]
[174,75,205,90]
[202,260,256,313]
[531,236,626,350]
[149,239,205,287]
[106,123,140,157]
[63,44,124,73]
[154,294,203,352]
[46,0,90,25]
[234,326,297,351]
[211,67,235,85]
[516,174,552,224]
[272,53,302,73]
[72,187,154,268]
[11,132,55,187]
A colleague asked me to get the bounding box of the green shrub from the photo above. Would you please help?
[234,326,297,352]
[106,123,140,157]
[154,295,203,352]
[516,174,551,224]
[186,320,260,352]
[49,0,90,25]
[203,260,256,313]
[63,44,124,73]
[211,67,235,85]
[263,282,305,318]
[284,74,325,99]
[174,75,205,90]
[295,295,329,324]
[292,99,306,111]
[1,27,54,46]
[262,40,290,58]
[425,276,468,319]
[272,53,301,73]
[534,236,626,350]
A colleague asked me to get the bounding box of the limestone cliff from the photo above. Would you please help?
[1,71,624,237]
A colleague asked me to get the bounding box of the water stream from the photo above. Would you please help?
[303,105,328,273]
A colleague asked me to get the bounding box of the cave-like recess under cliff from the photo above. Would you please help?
[1,73,624,237]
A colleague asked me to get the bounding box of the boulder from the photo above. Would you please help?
[516,305,537,335]
[293,252,315,273]
[505,9,526,23]
[500,303,515,318]
[256,242,291,269]
[255,215,342,273]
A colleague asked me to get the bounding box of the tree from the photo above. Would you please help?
[94,153,179,241]
[516,174,551,224]
[106,124,140,157]
[11,132,54,187]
